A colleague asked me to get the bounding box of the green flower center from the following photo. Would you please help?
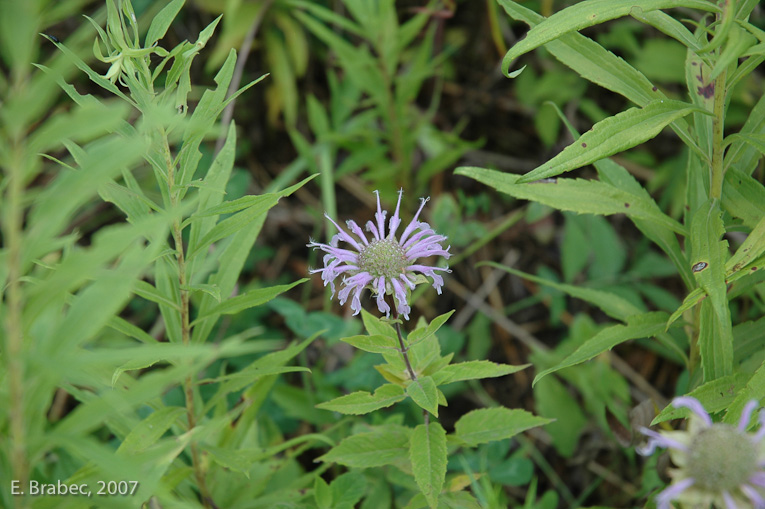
[358,239,408,280]
[687,424,757,492]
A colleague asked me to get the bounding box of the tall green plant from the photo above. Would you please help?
[456,0,765,499]
[1,1,317,507]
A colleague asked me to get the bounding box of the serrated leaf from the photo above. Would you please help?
[515,100,703,183]
[406,376,439,416]
[361,308,397,339]
[652,372,751,425]
[533,312,668,386]
[456,168,685,235]
[410,422,447,509]
[316,384,406,415]
[431,361,530,386]
[341,334,399,354]
[317,425,411,468]
[407,310,455,347]
[192,279,306,324]
[454,407,552,447]
[501,0,719,75]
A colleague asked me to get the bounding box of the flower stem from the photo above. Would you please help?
[162,134,214,509]
[393,318,417,382]
[391,308,430,425]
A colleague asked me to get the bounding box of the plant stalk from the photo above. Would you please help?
[5,139,29,509]
[162,135,214,509]
[709,33,728,200]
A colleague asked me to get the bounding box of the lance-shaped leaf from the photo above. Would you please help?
[512,100,704,183]
[432,361,529,386]
[316,384,406,415]
[192,279,306,324]
[456,168,685,235]
[410,422,447,509]
[454,407,552,447]
[501,0,719,75]
[533,312,668,386]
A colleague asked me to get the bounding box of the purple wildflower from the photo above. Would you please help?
[308,190,451,319]
[638,396,765,509]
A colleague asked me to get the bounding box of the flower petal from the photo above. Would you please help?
[740,483,765,508]
[655,478,694,509]
[374,277,390,316]
[739,400,760,432]
[374,190,388,239]
[324,213,364,252]
[399,197,429,245]
[388,188,403,240]
[391,278,410,320]
[636,426,689,455]
[673,396,713,427]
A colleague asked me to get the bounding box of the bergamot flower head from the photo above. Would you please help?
[638,396,765,509]
[308,190,451,319]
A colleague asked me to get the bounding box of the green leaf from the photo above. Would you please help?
[726,214,765,277]
[478,261,642,321]
[134,280,179,310]
[496,0,703,160]
[145,0,185,46]
[652,372,751,425]
[191,175,316,344]
[186,194,280,261]
[117,407,186,455]
[722,167,765,228]
[314,477,333,509]
[723,362,765,427]
[629,8,701,52]
[361,308,397,339]
[407,310,455,347]
[456,167,685,235]
[501,0,719,75]
[316,384,406,415]
[410,422,447,509]
[516,100,703,183]
[341,334,399,354]
[431,361,530,386]
[533,312,668,386]
[690,200,733,381]
[406,376,439,416]
[666,287,705,328]
[454,407,552,447]
[192,279,306,324]
[317,425,412,468]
